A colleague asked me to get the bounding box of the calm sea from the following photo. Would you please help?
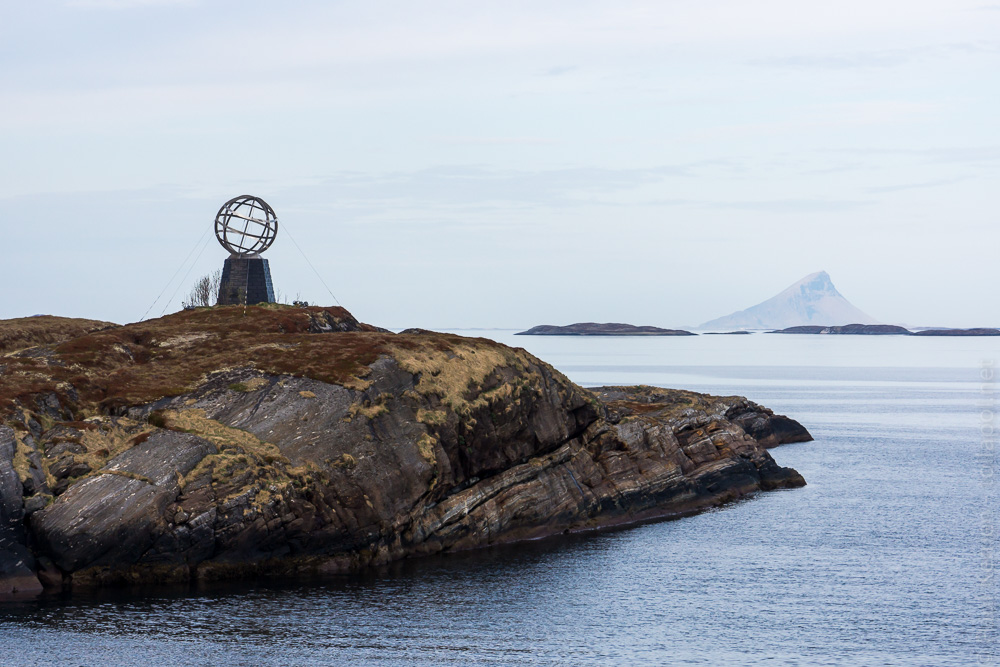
[2,332,997,666]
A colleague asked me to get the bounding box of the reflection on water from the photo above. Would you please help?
[2,333,996,665]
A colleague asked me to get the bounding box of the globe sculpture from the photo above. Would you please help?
[214,195,278,306]
[215,195,278,256]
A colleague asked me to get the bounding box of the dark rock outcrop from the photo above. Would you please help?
[0,306,811,594]
[0,428,42,595]
[33,431,218,575]
[517,323,696,336]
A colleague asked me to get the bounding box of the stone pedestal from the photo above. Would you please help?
[217,254,275,305]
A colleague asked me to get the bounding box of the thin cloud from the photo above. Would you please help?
[753,53,910,69]
[829,146,1000,164]
[65,0,195,8]
[864,177,967,194]
[542,65,579,76]
[712,199,873,213]
[308,164,696,208]
[751,42,1000,69]
[430,136,560,146]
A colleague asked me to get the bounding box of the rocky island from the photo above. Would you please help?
[0,306,810,596]
[769,324,911,335]
[768,324,1000,336]
[911,328,1000,336]
[516,323,696,336]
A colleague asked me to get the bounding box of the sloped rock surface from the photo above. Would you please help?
[32,431,217,577]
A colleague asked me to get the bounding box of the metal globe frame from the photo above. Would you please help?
[214,195,279,256]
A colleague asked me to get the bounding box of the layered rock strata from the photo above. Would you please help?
[0,306,810,593]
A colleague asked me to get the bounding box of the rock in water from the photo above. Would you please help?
[700,271,878,330]
[0,306,812,593]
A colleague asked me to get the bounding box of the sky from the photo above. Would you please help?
[1,0,998,329]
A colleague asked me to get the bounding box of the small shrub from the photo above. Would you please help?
[332,453,356,469]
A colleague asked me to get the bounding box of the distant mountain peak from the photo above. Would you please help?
[699,271,878,330]
[798,270,832,287]
[784,270,836,295]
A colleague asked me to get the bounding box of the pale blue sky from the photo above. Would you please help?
[2,0,998,328]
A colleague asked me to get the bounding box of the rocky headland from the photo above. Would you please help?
[516,323,695,336]
[0,306,809,596]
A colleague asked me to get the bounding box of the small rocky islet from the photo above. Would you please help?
[516,323,696,336]
[768,324,1000,335]
[0,306,810,597]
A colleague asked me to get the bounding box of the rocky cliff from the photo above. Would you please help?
[0,306,810,595]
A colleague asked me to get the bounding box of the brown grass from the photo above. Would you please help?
[0,316,118,355]
[392,338,530,415]
[416,433,438,465]
[1,306,543,445]
[0,306,380,420]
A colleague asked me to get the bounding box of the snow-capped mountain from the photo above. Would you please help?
[699,271,878,330]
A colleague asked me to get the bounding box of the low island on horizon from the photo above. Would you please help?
[768,324,1000,336]
[516,323,696,336]
[515,321,999,337]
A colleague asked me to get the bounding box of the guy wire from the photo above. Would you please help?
[139,227,210,322]
[281,219,342,307]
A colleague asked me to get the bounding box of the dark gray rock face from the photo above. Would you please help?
[724,401,814,449]
[32,431,216,577]
[0,427,42,595]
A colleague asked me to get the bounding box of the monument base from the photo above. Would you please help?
[217,254,275,305]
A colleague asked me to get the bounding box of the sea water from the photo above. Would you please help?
[1,332,997,666]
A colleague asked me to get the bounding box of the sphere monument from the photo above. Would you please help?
[214,195,278,306]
